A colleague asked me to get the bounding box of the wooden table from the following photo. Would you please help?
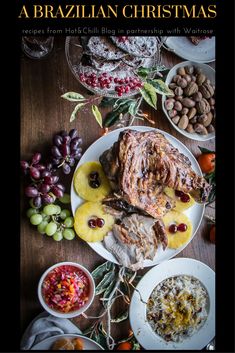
[21,37,215,343]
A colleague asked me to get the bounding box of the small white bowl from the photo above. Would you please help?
[162,61,215,141]
[38,262,95,318]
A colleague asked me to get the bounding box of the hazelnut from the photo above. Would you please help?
[178,115,189,130]
[196,74,206,86]
[175,95,183,101]
[185,65,194,74]
[194,123,208,135]
[168,109,177,118]
[172,115,180,124]
[186,123,195,134]
[174,101,183,111]
[173,74,181,83]
[190,116,198,124]
[181,107,189,115]
[182,98,195,108]
[169,83,177,89]
[165,98,175,110]
[177,67,186,75]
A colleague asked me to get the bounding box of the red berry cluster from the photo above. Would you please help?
[117,36,128,43]
[168,223,188,234]
[79,72,112,89]
[88,218,105,229]
[114,77,143,96]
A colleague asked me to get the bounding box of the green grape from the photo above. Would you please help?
[53,231,63,241]
[37,221,48,234]
[63,217,74,228]
[63,228,75,240]
[45,222,57,236]
[55,205,61,214]
[43,204,58,216]
[30,214,43,226]
[60,209,71,220]
[29,198,39,209]
[26,208,38,218]
[59,193,71,204]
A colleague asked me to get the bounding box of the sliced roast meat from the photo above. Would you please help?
[103,213,168,270]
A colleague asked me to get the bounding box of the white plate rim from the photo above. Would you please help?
[164,36,215,63]
[31,333,104,350]
[129,257,215,350]
[162,61,215,142]
[70,126,205,267]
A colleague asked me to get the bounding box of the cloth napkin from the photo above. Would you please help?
[20,311,82,350]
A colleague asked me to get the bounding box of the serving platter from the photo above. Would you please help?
[129,258,215,350]
[71,126,205,267]
[163,36,215,63]
[31,333,104,350]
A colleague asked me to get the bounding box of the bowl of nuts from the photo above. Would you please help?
[162,61,215,141]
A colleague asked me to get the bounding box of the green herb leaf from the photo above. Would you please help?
[61,92,85,102]
[104,102,131,127]
[140,83,157,109]
[198,146,215,154]
[111,310,128,323]
[91,332,108,349]
[99,97,117,107]
[70,103,85,122]
[147,79,174,96]
[103,278,116,299]
[137,67,151,79]
[91,261,114,280]
[128,101,139,116]
[92,104,103,127]
[113,98,134,110]
[95,270,115,295]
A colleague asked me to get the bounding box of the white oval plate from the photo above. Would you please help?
[71,126,204,267]
[129,258,215,350]
[162,61,215,141]
[31,333,104,350]
[164,36,215,63]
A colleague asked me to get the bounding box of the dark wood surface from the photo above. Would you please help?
[21,37,215,341]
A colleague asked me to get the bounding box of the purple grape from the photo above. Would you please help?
[35,164,46,171]
[74,153,82,160]
[62,163,71,174]
[53,135,63,147]
[63,136,71,144]
[51,175,59,184]
[51,186,64,198]
[70,137,82,151]
[25,186,38,198]
[56,183,66,192]
[60,130,68,137]
[51,158,60,166]
[41,170,51,178]
[45,162,53,171]
[69,157,75,167]
[69,129,78,139]
[39,184,51,193]
[41,193,54,204]
[31,152,41,165]
[30,167,41,180]
[51,146,62,158]
[60,144,70,157]
[33,195,42,208]
[21,161,29,171]
[44,175,59,185]
[71,149,82,158]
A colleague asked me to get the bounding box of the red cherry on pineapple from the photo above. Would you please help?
[169,224,178,234]
[177,223,188,232]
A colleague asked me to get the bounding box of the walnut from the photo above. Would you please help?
[199,83,214,99]
[196,74,206,86]
[196,98,211,114]
[184,82,198,96]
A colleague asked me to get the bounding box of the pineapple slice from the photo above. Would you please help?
[74,161,111,202]
[164,187,195,212]
[74,201,115,242]
[163,210,193,249]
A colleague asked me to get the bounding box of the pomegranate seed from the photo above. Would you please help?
[169,224,178,234]
[86,79,92,85]
[109,77,113,82]
[115,86,120,92]
[106,84,111,89]
[180,194,190,203]
[125,86,130,93]
[96,218,105,228]
[129,83,135,89]
[102,72,108,77]
[91,83,97,88]
[125,78,129,84]
[114,78,119,83]
[119,79,124,84]
[177,223,188,232]
[91,73,96,79]
[88,219,97,228]
[136,82,142,88]
[118,92,123,97]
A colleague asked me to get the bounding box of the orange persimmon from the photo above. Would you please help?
[116,342,132,350]
[197,153,215,174]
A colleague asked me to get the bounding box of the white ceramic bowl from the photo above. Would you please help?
[38,262,95,318]
[162,61,215,141]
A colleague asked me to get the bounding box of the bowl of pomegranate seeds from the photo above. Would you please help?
[38,262,95,318]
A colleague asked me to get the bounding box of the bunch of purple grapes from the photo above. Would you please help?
[21,152,65,208]
[51,129,82,174]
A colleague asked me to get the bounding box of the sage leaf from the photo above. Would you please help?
[70,103,85,122]
[61,92,85,102]
[147,79,174,96]
[99,97,117,107]
[95,270,115,295]
[92,261,114,280]
[128,101,138,116]
[92,104,103,127]
[104,102,131,127]
[113,98,134,110]
[140,82,157,109]
[137,67,151,79]
[102,278,116,299]
[111,310,128,323]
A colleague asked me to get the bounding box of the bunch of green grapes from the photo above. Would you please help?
[26,199,75,241]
